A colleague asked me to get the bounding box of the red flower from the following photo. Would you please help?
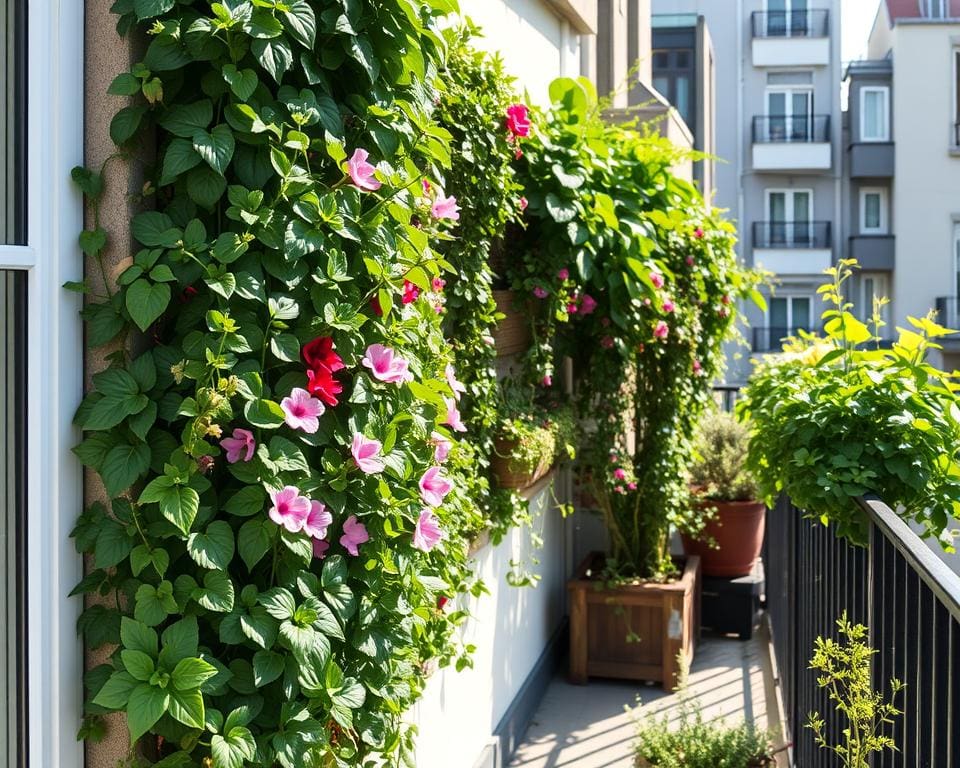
[370,296,383,317]
[506,104,531,138]
[402,280,420,305]
[306,365,344,407]
[302,336,345,407]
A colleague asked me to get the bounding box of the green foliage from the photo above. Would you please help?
[633,657,776,767]
[69,1,523,765]
[806,613,903,768]
[512,77,760,578]
[690,410,758,502]
[739,259,960,548]
[495,385,577,476]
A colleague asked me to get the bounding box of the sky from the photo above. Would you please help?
[843,0,882,61]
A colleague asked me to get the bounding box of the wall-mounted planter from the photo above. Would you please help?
[491,289,531,357]
[490,437,553,490]
[567,552,700,692]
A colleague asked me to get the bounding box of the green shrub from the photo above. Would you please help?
[690,410,758,502]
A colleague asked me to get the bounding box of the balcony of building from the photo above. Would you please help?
[751,10,830,67]
[752,220,832,274]
[752,115,832,171]
[849,234,895,270]
[848,142,895,178]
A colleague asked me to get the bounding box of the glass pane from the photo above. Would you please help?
[653,76,669,97]
[675,76,690,126]
[863,91,882,140]
[0,0,25,244]
[767,0,787,35]
[864,194,881,229]
[793,192,810,222]
[768,93,786,141]
[792,298,811,329]
[770,297,788,331]
[0,270,25,768]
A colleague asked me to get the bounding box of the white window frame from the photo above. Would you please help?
[922,0,947,18]
[953,49,960,146]
[0,2,84,767]
[859,187,888,235]
[859,86,890,143]
[767,294,814,328]
[764,85,814,142]
[762,0,812,38]
[860,273,890,329]
[764,187,815,246]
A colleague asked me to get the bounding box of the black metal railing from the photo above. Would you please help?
[935,296,960,330]
[712,385,741,413]
[753,221,832,249]
[766,496,960,767]
[751,326,808,353]
[751,9,830,38]
[752,115,831,144]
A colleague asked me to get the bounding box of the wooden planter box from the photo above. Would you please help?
[491,289,531,356]
[567,552,701,692]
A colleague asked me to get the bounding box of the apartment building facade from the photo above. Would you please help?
[652,0,843,383]
[843,0,960,371]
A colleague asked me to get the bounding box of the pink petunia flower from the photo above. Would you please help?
[519,197,528,211]
[693,359,704,376]
[220,428,255,463]
[557,268,569,281]
[431,195,461,221]
[419,466,454,507]
[686,256,695,266]
[280,388,324,434]
[431,431,452,463]
[627,482,637,491]
[506,104,531,138]
[566,303,578,315]
[413,508,444,552]
[346,148,381,191]
[340,515,369,556]
[613,468,627,481]
[650,272,665,289]
[654,321,670,339]
[693,227,704,239]
[312,539,330,559]
[542,374,553,387]
[402,280,420,305]
[432,277,446,292]
[662,300,676,313]
[362,344,414,385]
[351,433,385,474]
[445,363,467,400]
[303,500,332,540]
[580,294,597,315]
[269,486,312,533]
[533,286,548,299]
[442,396,467,433]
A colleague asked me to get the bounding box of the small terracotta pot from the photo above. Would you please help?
[491,290,531,356]
[681,500,766,578]
[490,437,552,490]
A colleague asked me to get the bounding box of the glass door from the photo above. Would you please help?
[767,190,812,247]
[766,89,812,142]
[768,295,812,349]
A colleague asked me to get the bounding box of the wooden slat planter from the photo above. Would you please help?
[567,552,701,692]
[491,289,531,357]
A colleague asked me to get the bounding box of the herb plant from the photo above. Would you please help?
[690,410,758,502]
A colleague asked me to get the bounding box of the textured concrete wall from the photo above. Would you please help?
[84,1,144,765]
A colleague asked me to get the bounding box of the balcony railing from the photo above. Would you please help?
[752,115,830,144]
[936,296,960,330]
[766,496,960,767]
[751,9,829,38]
[753,221,832,249]
[751,326,807,353]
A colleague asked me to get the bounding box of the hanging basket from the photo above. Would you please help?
[490,437,553,490]
[491,289,531,357]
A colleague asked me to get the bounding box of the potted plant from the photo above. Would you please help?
[680,410,765,577]
[490,386,577,490]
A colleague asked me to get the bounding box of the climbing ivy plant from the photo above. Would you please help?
[69,1,499,766]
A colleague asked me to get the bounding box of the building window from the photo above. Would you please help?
[766,188,813,246]
[652,47,695,131]
[1,0,25,245]
[860,86,890,142]
[765,87,813,142]
[765,295,813,351]
[954,50,960,146]
[765,0,811,37]
[859,188,888,234]
[860,273,890,332]
[922,0,947,17]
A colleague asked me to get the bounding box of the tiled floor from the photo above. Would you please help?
[508,634,777,768]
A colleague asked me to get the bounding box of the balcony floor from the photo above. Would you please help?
[509,629,784,768]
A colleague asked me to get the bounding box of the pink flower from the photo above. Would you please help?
[351,433,385,474]
[303,500,332,540]
[615,485,624,494]
[662,300,676,313]
[431,195,460,221]
[419,466,454,507]
[346,148,381,191]
[693,359,703,376]
[533,286,548,299]
[722,294,732,305]
[413,508,444,552]
[402,280,420,305]
[580,294,597,315]
[362,343,413,385]
[566,303,578,315]
[442,396,467,433]
[515,147,523,160]
[694,227,704,239]
[506,104,531,138]
[431,431,452,463]
[686,256,695,266]
[421,178,431,193]
[557,268,569,281]
[312,539,330,559]
[220,428,255,463]
[613,468,627,481]
[432,277,446,292]
[542,374,553,387]
[643,298,652,306]
[601,336,614,349]
[519,197,528,211]
[280,388,324,434]
[650,272,665,289]
[269,486,311,533]
[445,364,467,400]
[627,482,637,491]
[718,307,730,318]
[340,515,369,556]
[654,321,669,339]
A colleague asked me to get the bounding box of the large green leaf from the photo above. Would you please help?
[193,124,236,175]
[92,671,139,710]
[126,279,171,332]
[134,0,174,20]
[222,64,259,101]
[94,519,134,569]
[283,1,316,48]
[187,166,227,207]
[160,138,202,184]
[195,570,235,613]
[226,486,267,518]
[252,37,293,83]
[159,100,213,138]
[211,726,257,768]
[171,656,218,691]
[126,683,169,740]
[167,687,205,729]
[110,106,147,145]
[187,520,235,570]
[237,518,275,570]
[100,442,151,496]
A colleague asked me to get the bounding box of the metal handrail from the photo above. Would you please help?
[751,9,830,38]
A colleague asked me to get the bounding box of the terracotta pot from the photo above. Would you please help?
[681,500,766,578]
[490,437,552,490]
[491,290,531,356]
